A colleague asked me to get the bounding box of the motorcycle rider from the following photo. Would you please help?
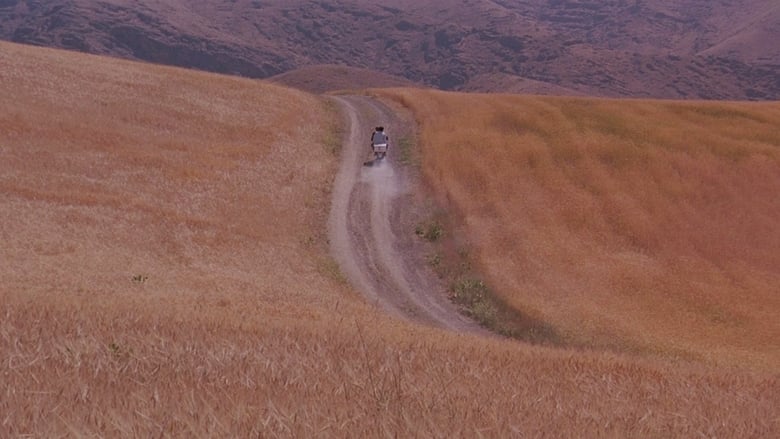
[371,126,389,146]
[370,126,389,159]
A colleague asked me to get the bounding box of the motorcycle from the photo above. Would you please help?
[371,142,388,161]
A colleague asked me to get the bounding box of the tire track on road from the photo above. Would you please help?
[328,95,485,334]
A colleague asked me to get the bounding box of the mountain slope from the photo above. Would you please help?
[1,0,779,99]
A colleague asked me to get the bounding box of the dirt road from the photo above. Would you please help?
[328,95,484,333]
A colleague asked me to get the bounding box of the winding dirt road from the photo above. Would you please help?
[328,95,484,333]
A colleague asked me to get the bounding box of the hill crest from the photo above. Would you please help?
[268,64,418,93]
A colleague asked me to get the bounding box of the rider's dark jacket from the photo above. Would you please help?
[371,131,388,145]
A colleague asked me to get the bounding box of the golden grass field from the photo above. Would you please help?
[1,41,778,437]
[376,88,780,371]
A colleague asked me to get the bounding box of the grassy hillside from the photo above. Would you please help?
[376,88,780,371]
[0,40,346,319]
[1,42,777,437]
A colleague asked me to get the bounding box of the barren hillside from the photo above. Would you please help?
[1,42,777,437]
[1,0,779,99]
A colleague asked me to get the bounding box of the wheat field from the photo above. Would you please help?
[376,88,780,372]
[1,42,777,437]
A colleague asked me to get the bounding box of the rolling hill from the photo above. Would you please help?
[376,88,780,371]
[1,0,779,99]
[1,41,778,437]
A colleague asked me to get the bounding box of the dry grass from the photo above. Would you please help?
[1,42,778,437]
[375,88,780,371]
[2,299,778,438]
[0,40,344,314]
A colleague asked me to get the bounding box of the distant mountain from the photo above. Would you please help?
[1,0,778,99]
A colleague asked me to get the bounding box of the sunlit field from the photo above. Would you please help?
[376,88,780,371]
[1,42,777,437]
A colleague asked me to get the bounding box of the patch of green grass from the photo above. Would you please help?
[323,99,345,156]
[451,278,488,307]
[426,252,442,271]
[450,278,497,327]
[397,136,417,166]
[415,220,443,242]
[318,257,348,285]
[449,276,561,344]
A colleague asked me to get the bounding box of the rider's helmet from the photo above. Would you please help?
[376,126,384,131]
